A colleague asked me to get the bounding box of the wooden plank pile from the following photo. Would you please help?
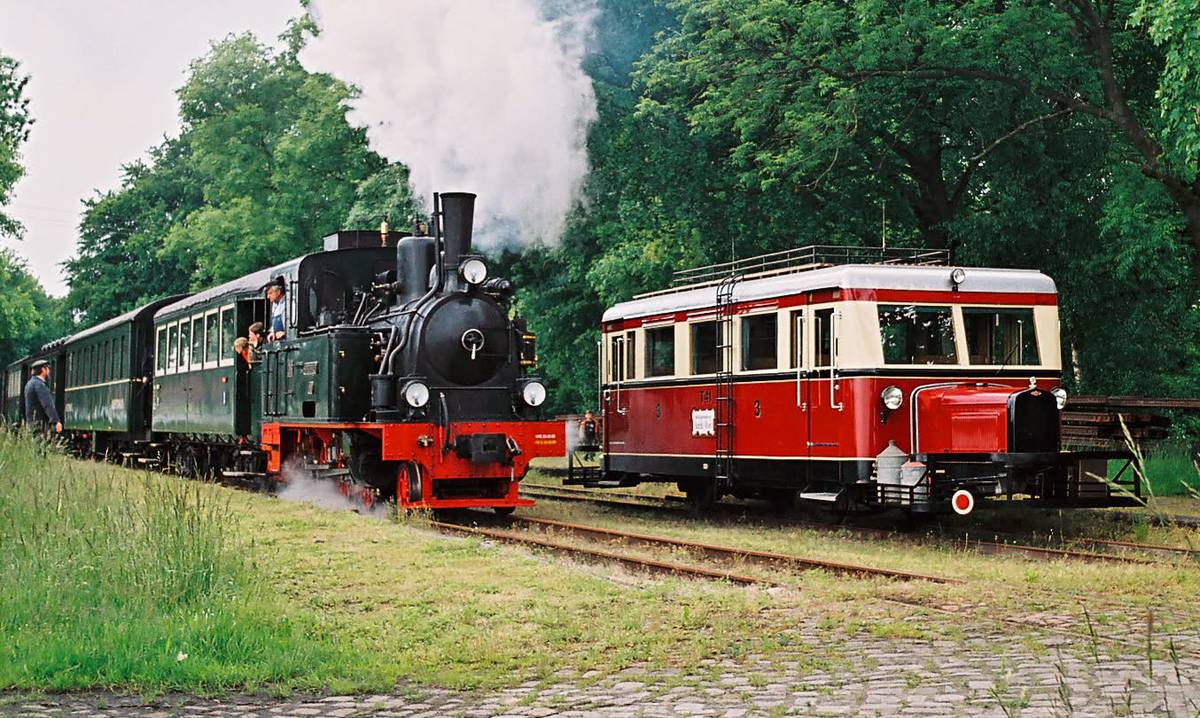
[1061,396,1195,449]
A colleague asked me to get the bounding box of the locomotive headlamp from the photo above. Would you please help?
[521,380,547,407]
[460,257,488,285]
[881,385,904,411]
[1052,387,1068,410]
[403,380,430,408]
[950,267,966,287]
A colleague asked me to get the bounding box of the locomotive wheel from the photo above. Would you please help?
[399,462,422,504]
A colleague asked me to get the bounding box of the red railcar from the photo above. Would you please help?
[572,246,1137,515]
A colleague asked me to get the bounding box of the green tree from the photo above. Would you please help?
[0,250,69,367]
[67,26,385,323]
[344,163,422,230]
[0,55,32,239]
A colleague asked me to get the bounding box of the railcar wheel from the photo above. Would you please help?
[681,479,719,513]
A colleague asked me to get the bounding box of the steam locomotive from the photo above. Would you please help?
[2,192,564,512]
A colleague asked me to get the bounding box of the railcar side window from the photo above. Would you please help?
[789,310,804,368]
[156,328,166,373]
[741,314,777,371]
[191,317,204,368]
[690,321,721,375]
[625,331,636,380]
[609,334,625,382]
[814,308,834,367]
[179,321,191,370]
[964,308,1039,365]
[878,305,957,365]
[205,313,219,364]
[167,324,179,371]
[645,326,675,377]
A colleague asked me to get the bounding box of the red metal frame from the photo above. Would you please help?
[261,419,564,509]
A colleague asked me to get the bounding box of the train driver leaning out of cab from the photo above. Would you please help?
[265,280,286,341]
[23,359,62,436]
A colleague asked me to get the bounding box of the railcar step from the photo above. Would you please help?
[798,491,842,503]
[136,457,160,464]
[221,471,265,478]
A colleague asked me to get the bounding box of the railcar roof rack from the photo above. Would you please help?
[670,244,949,287]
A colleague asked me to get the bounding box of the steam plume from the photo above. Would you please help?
[301,0,597,246]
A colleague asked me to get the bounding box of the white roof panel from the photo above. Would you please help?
[601,265,1056,323]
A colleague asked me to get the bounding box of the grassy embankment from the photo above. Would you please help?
[0,433,775,694]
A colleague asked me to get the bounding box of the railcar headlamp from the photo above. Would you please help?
[403,380,430,408]
[881,385,904,411]
[460,258,488,285]
[521,380,547,407]
[950,267,966,287]
[1052,387,1067,410]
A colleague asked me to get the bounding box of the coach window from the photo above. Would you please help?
[191,317,204,369]
[963,307,1039,365]
[156,327,167,373]
[690,321,721,375]
[740,313,777,371]
[167,323,179,373]
[878,305,957,365]
[814,308,835,367]
[789,310,805,368]
[220,306,236,367]
[645,326,675,377]
[205,311,220,367]
[179,320,191,371]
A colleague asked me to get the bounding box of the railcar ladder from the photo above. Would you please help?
[714,273,739,486]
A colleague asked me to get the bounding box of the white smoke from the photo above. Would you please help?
[301,0,598,246]
[276,458,389,519]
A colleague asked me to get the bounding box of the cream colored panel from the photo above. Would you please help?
[1034,305,1062,370]
[674,322,688,376]
[814,301,882,369]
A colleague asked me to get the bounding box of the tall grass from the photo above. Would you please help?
[0,432,335,692]
[1136,441,1200,497]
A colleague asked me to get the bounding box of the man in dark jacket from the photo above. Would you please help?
[24,360,62,436]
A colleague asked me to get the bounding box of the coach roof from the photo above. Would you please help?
[601,264,1056,323]
[154,259,302,323]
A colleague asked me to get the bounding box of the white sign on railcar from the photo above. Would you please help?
[691,409,715,437]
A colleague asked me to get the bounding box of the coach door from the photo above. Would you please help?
[807,302,843,468]
[602,331,633,455]
[787,307,811,463]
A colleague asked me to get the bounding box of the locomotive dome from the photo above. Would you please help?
[602,264,1057,323]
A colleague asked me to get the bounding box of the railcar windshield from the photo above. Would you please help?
[878,304,957,365]
[964,307,1039,365]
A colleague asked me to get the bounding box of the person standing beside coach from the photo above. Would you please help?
[23,359,62,437]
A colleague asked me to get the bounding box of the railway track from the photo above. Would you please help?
[434,512,1197,659]
[519,483,1191,567]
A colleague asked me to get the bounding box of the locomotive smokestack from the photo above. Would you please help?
[440,192,476,279]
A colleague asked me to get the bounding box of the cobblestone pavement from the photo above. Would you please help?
[6,619,1199,718]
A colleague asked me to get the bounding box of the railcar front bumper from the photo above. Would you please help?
[874,449,1140,511]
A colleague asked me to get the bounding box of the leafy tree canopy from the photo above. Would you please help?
[0,54,32,239]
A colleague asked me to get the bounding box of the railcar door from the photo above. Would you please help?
[807,302,843,484]
[601,332,631,460]
[787,307,811,467]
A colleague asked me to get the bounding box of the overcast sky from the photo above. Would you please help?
[0,0,300,296]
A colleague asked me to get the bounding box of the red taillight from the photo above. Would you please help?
[951,489,975,515]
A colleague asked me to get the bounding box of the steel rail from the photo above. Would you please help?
[508,515,957,584]
[430,520,770,586]
[520,484,1164,566]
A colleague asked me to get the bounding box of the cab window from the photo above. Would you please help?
[740,314,777,371]
[878,305,957,365]
[964,308,1039,365]
[645,326,675,377]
